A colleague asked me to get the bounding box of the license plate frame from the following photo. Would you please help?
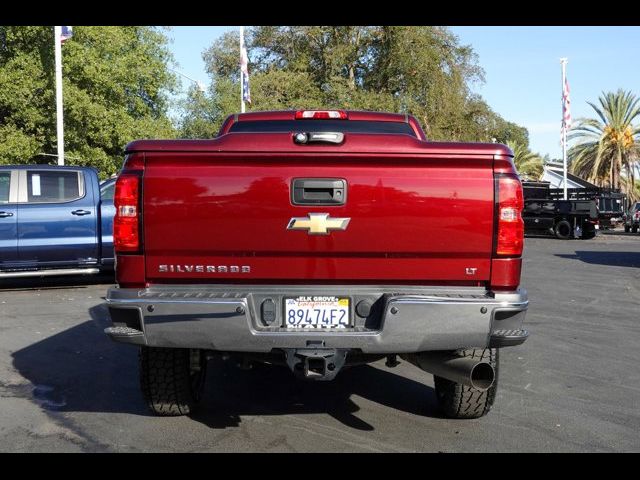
[283,296,351,329]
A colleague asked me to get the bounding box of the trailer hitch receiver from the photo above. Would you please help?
[284,348,348,381]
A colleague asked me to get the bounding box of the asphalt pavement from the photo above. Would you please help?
[1,231,639,452]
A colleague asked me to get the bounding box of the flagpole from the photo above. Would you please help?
[240,26,245,113]
[561,58,568,200]
[54,26,65,166]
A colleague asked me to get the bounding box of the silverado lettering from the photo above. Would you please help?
[158,265,251,273]
[105,109,529,420]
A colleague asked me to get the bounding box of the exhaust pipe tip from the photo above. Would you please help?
[470,362,495,391]
[401,352,496,391]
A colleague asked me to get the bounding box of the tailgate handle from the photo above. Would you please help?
[293,132,344,144]
[292,179,347,206]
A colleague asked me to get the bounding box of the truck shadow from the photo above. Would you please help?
[9,303,441,431]
[10,304,147,417]
[191,358,440,431]
[555,251,640,268]
[599,230,640,238]
[524,233,557,240]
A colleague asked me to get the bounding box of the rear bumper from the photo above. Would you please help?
[104,285,528,354]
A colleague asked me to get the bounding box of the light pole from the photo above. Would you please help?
[560,58,568,200]
[54,26,65,165]
[240,25,245,113]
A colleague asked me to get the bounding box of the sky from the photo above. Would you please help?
[167,26,640,159]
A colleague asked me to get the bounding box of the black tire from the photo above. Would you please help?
[581,225,596,240]
[139,347,207,416]
[554,220,572,240]
[625,225,631,233]
[633,225,638,233]
[434,348,499,419]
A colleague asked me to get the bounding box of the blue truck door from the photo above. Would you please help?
[0,170,18,265]
[17,169,99,266]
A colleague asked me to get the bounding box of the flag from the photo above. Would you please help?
[240,43,251,104]
[60,26,73,44]
[561,76,571,142]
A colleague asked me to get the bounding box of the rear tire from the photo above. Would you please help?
[581,226,596,240]
[434,348,499,419]
[633,225,638,233]
[554,220,572,240]
[139,347,207,416]
[625,225,631,233]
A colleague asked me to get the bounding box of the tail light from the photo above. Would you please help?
[495,175,524,256]
[114,173,141,253]
[295,110,348,120]
[635,211,640,220]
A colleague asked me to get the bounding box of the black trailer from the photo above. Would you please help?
[547,187,626,229]
[522,182,599,240]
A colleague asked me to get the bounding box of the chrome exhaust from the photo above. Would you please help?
[400,352,495,391]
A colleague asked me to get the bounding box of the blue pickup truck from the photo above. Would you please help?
[0,165,115,278]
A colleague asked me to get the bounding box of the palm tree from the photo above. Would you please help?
[568,89,640,194]
[507,140,544,181]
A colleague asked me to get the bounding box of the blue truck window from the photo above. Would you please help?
[27,171,81,203]
[0,173,9,203]
[100,181,115,201]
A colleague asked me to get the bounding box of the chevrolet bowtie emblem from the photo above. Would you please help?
[287,213,351,235]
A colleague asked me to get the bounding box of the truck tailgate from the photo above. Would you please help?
[142,147,495,283]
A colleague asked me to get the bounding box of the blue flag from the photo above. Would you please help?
[60,26,73,44]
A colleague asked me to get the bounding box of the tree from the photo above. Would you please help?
[507,140,544,181]
[568,89,640,193]
[177,85,219,139]
[181,26,528,145]
[0,26,178,178]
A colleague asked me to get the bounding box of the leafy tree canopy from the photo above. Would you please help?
[0,26,178,178]
[507,140,544,181]
[180,26,529,146]
[569,89,640,197]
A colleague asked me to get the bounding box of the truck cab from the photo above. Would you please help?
[0,165,114,278]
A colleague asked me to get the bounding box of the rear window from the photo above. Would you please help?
[0,172,9,203]
[229,119,417,136]
[27,170,82,203]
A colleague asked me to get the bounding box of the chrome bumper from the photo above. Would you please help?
[104,285,528,353]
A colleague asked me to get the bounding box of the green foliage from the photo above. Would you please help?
[569,90,640,202]
[569,89,640,196]
[0,26,178,178]
[179,26,528,145]
[507,140,544,181]
[177,85,220,139]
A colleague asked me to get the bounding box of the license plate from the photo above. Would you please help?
[284,296,350,329]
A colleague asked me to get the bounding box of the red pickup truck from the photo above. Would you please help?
[105,110,529,419]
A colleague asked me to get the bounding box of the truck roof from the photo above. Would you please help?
[231,110,410,123]
[125,135,514,157]
[124,109,514,158]
[0,164,95,171]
